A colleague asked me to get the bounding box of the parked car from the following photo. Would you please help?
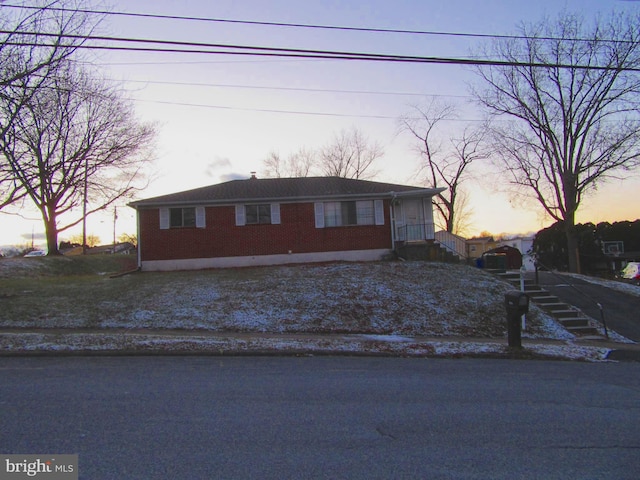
[620,262,640,286]
[23,250,47,257]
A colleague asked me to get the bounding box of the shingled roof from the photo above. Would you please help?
[130,176,441,207]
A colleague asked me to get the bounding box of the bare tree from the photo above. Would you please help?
[473,11,640,272]
[0,61,156,254]
[118,232,138,247]
[0,1,98,209]
[319,127,382,179]
[450,190,474,237]
[262,147,316,178]
[401,100,489,234]
[68,233,101,248]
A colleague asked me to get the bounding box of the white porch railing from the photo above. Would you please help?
[396,223,436,242]
[434,230,468,259]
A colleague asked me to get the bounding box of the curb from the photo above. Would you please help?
[606,349,640,362]
[0,330,632,362]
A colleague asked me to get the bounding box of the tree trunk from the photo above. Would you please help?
[446,215,454,233]
[563,178,581,273]
[564,220,580,274]
[44,207,61,255]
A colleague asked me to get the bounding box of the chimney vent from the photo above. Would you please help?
[250,172,257,179]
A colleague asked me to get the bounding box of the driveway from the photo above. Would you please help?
[532,271,640,341]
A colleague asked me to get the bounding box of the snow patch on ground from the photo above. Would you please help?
[0,332,613,362]
[562,272,640,297]
[1,260,633,360]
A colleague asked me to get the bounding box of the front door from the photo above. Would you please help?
[402,199,425,241]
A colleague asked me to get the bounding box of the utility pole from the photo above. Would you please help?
[112,207,117,254]
[82,156,88,255]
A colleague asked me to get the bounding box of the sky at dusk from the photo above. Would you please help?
[1,0,639,248]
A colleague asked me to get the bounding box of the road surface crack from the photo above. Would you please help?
[376,426,397,440]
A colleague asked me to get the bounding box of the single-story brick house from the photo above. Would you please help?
[129,175,444,271]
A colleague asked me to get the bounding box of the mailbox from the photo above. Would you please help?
[504,291,529,316]
[505,291,528,348]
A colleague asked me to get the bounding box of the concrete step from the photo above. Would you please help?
[524,289,548,297]
[560,317,592,328]
[551,309,582,318]
[397,243,461,264]
[538,302,570,312]
[564,325,600,336]
[495,272,519,280]
[507,282,540,291]
[486,268,507,275]
[532,295,560,304]
[484,268,604,339]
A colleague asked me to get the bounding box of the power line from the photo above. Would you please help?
[1,3,632,45]
[135,98,489,121]
[103,58,310,66]
[101,54,495,67]
[4,31,639,71]
[124,79,470,98]
[135,98,400,119]
[0,29,485,61]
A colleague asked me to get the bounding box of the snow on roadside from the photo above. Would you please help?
[93,261,570,340]
[562,272,640,297]
[1,259,627,360]
[0,331,612,362]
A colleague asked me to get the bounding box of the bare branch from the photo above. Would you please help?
[319,127,382,179]
[400,99,490,234]
[0,60,156,254]
[473,10,640,272]
[1,1,102,211]
[262,147,317,178]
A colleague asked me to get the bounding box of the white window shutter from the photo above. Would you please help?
[314,202,325,228]
[159,208,170,230]
[270,203,281,224]
[195,206,206,228]
[235,205,246,226]
[374,199,385,225]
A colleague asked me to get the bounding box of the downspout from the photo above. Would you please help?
[389,193,397,253]
[135,207,142,270]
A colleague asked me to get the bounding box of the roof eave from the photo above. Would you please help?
[129,188,443,209]
[391,188,445,197]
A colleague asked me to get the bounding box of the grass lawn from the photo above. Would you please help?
[0,255,571,339]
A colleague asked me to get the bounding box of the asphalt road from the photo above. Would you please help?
[532,271,640,341]
[1,356,639,479]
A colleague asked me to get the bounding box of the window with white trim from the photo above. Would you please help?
[246,204,271,224]
[159,206,205,229]
[170,207,196,228]
[316,200,384,227]
[235,203,281,226]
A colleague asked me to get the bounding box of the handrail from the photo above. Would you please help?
[435,239,468,260]
[435,242,467,264]
[532,260,609,338]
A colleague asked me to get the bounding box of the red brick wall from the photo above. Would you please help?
[138,201,392,261]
